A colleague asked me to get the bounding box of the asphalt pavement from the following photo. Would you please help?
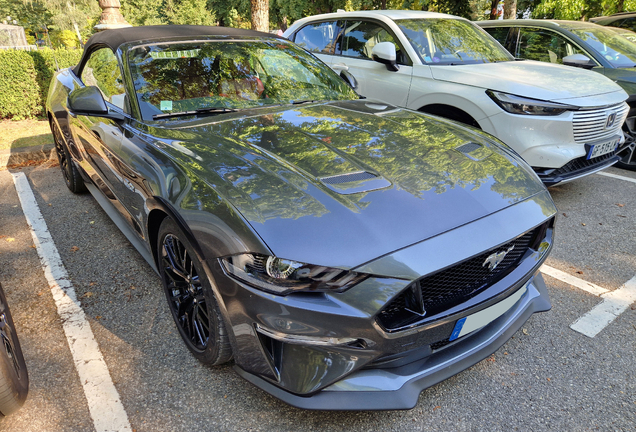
[0,160,634,432]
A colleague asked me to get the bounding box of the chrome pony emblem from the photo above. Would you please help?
[483,246,515,271]
[606,112,617,129]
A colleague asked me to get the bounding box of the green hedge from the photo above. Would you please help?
[0,50,42,120]
[0,48,82,120]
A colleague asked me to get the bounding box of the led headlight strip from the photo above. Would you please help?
[220,253,368,295]
[487,90,577,116]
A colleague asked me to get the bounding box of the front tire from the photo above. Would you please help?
[51,120,86,193]
[0,284,29,416]
[157,218,232,365]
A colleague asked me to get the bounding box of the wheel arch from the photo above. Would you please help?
[418,104,481,129]
[145,197,203,270]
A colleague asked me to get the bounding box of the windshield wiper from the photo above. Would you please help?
[153,107,239,120]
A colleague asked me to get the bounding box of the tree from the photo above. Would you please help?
[489,0,500,19]
[251,0,268,32]
[503,0,516,18]
[164,0,215,25]
[434,0,472,18]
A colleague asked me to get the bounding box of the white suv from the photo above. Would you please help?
[284,10,629,185]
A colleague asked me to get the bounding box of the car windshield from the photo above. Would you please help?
[607,27,636,43]
[567,25,636,67]
[395,18,514,65]
[127,39,358,121]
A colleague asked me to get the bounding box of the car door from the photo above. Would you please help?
[331,20,413,107]
[73,47,147,238]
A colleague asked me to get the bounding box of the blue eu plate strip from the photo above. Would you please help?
[449,317,467,341]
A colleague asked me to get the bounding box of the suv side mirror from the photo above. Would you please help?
[563,54,596,70]
[68,86,125,121]
[372,42,399,72]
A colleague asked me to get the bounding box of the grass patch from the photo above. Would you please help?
[0,119,53,151]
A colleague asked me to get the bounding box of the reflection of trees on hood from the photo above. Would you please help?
[243,104,541,203]
[158,102,543,223]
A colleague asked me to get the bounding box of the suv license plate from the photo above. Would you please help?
[587,138,619,160]
[449,283,528,342]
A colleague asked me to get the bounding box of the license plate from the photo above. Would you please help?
[449,284,528,341]
[587,138,619,160]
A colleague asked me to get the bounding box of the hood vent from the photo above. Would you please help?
[455,142,492,161]
[456,142,482,154]
[320,171,391,195]
[321,171,378,185]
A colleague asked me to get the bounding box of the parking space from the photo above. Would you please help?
[0,163,634,431]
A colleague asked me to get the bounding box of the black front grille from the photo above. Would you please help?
[546,150,617,177]
[377,225,544,331]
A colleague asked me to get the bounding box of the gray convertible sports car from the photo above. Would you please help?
[47,25,557,410]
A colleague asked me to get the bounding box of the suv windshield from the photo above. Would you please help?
[567,26,636,68]
[128,39,357,121]
[395,18,514,65]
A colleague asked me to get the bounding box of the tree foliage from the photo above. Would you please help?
[120,0,215,26]
[529,0,636,20]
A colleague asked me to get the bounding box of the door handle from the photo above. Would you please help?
[111,130,120,137]
[332,63,349,71]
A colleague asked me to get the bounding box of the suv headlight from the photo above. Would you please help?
[220,254,368,295]
[487,90,576,116]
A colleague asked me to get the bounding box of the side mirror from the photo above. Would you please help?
[68,86,125,120]
[371,42,399,72]
[562,54,596,70]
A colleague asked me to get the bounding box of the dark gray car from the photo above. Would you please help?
[590,12,636,30]
[46,25,557,410]
[479,19,636,171]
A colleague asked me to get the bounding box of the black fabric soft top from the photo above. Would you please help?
[74,25,278,74]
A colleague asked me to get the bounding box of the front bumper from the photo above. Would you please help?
[213,192,557,409]
[533,151,619,187]
[235,271,550,410]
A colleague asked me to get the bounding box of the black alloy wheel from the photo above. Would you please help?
[0,284,29,416]
[51,120,87,193]
[617,116,636,171]
[158,218,232,365]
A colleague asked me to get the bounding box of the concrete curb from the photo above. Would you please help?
[0,144,56,170]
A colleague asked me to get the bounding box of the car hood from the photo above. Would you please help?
[429,60,627,106]
[157,101,549,269]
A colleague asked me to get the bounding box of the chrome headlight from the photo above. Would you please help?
[487,90,576,116]
[220,254,368,295]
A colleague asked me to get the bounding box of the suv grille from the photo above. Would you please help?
[377,224,547,331]
[572,103,628,143]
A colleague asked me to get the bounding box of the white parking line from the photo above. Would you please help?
[596,171,636,184]
[11,172,131,432]
[541,265,609,296]
[570,276,636,338]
